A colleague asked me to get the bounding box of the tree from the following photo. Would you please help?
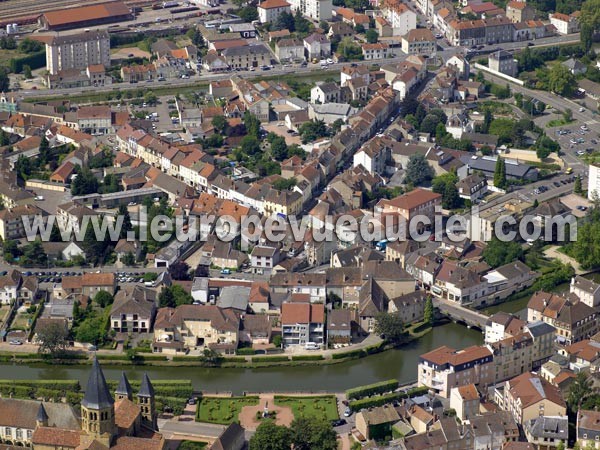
[23,65,32,79]
[568,372,592,411]
[122,252,136,266]
[374,311,405,343]
[186,27,204,46]
[237,6,258,22]
[290,418,337,450]
[144,91,158,106]
[0,68,8,93]
[549,64,576,97]
[337,37,363,61]
[298,119,329,143]
[75,315,104,344]
[37,321,68,355]
[575,175,583,195]
[94,291,114,308]
[563,108,573,123]
[405,154,434,186]
[17,38,43,53]
[243,112,261,139]
[71,168,99,196]
[482,238,524,268]
[240,135,261,156]
[493,157,507,189]
[270,135,289,161]
[21,240,47,266]
[294,9,312,33]
[276,11,295,31]
[432,173,460,209]
[424,296,434,325]
[249,420,291,450]
[169,261,191,280]
[580,0,600,48]
[556,441,565,450]
[211,115,228,134]
[117,204,132,239]
[535,135,560,159]
[365,29,379,43]
[355,24,365,33]
[159,285,193,307]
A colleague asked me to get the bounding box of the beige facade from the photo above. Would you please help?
[46,30,110,75]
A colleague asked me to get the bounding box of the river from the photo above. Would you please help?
[0,323,483,394]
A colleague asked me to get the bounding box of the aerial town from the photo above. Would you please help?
[0,0,600,447]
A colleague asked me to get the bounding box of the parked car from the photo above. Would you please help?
[331,419,347,427]
[344,407,352,417]
[220,268,231,275]
[9,340,22,345]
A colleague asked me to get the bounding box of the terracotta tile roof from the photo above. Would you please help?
[420,345,492,366]
[43,1,131,27]
[115,398,140,431]
[456,383,479,401]
[82,272,115,287]
[111,436,164,450]
[378,188,441,211]
[507,372,566,409]
[281,302,324,324]
[258,0,291,8]
[31,427,83,447]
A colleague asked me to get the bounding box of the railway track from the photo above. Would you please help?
[0,0,152,22]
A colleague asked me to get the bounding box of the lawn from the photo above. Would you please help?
[196,396,259,425]
[274,396,339,421]
[0,49,27,69]
[546,117,575,128]
[10,311,34,331]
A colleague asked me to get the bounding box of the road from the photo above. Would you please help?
[481,71,598,128]
[12,29,579,102]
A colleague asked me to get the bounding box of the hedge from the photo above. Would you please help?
[9,50,46,73]
[0,380,80,391]
[349,392,404,410]
[346,379,399,400]
[236,348,255,355]
[251,355,289,363]
[291,355,324,361]
[332,349,365,360]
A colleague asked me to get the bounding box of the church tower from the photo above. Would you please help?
[137,373,158,431]
[36,403,49,428]
[115,372,133,401]
[81,358,116,447]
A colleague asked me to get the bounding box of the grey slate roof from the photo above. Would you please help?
[115,372,133,398]
[525,416,568,440]
[459,155,535,178]
[82,357,114,409]
[138,373,155,398]
[526,320,556,337]
[36,403,49,423]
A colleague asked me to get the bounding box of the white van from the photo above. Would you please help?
[304,342,320,350]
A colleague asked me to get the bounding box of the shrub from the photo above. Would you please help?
[291,355,324,361]
[332,349,365,360]
[236,348,255,355]
[251,355,289,363]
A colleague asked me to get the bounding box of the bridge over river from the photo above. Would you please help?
[433,297,490,331]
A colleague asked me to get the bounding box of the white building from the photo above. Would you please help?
[288,0,332,21]
[549,12,580,34]
[45,30,110,75]
[571,276,600,308]
[588,163,600,201]
[382,0,417,36]
[257,0,292,24]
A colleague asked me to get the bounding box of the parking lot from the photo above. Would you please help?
[553,121,599,159]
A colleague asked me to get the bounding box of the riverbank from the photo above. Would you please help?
[0,322,483,393]
[0,321,437,369]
